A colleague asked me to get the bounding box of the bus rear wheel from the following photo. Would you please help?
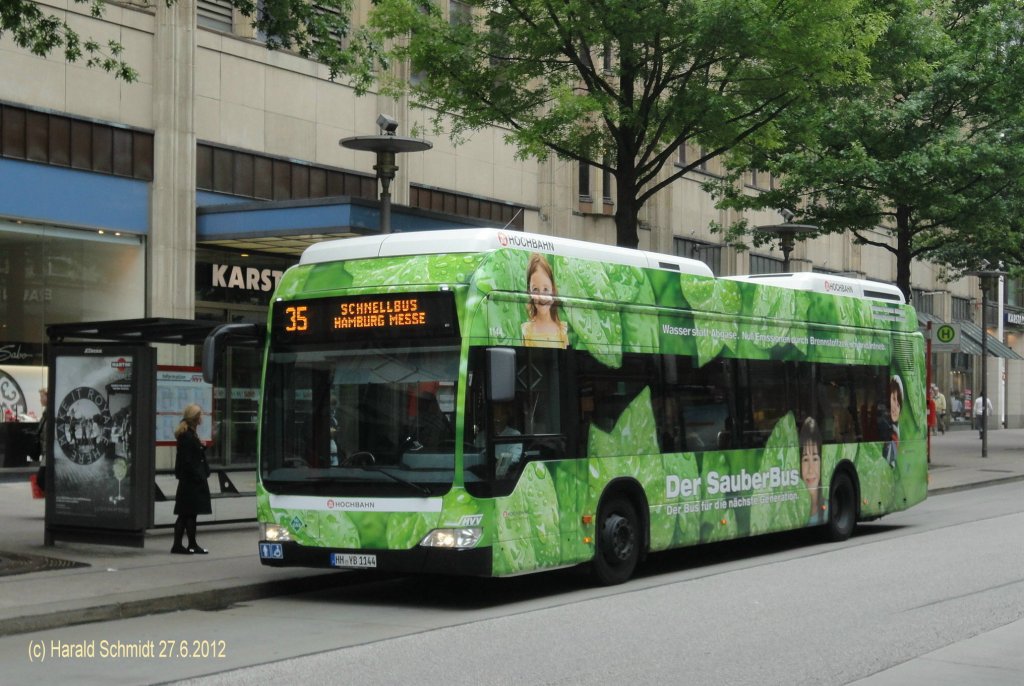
[826,471,857,542]
[592,496,640,586]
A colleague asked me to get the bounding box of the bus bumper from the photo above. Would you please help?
[258,540,493,577]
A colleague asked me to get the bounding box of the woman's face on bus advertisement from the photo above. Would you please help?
[801,441,820,489]
[528,269,555,311]
[890,387,901,423]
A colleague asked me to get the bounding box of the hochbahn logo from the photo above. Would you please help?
[823,280,855,294]
[497,231,555,253]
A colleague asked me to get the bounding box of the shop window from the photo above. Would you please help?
[0,222,144,356]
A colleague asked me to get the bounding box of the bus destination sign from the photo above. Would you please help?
[273,292,457,344]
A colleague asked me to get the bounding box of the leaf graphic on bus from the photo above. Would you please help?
[854,442,898,516]
[749,413,809,535]
[806,296,880,363]
[320,511,361,548]
[386,513,434,550]
[663,451,701,548]
[347,512,390,548]
[743,285,809,357]
[679,279,742,366]
[825,442,858,485]
[586,387,659,458]
[480,292,528,344]
[472,250,528,294]
[584,387,670,548]
[345,254,486,288]
[494,462,561,574]
[606,265,660,352]
[462,291,491,340]
[744,283,803,321]
[699,451,740,542]
[555,258,622,366]
[440,488,487,539]
[279,264,322,297]
[548,461,591,563]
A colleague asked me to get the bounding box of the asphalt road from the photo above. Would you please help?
[4,482,1023,686]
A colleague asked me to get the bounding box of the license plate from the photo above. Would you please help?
[331,553,377,569]
[259,543,284,560]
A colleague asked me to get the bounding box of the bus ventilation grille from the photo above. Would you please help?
[891,338,917,372]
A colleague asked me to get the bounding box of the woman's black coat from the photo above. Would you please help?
[174,429,212,515]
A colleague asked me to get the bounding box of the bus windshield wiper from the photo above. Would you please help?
[348,465,432,496]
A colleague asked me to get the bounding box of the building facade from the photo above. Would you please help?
[1,0,1021,472]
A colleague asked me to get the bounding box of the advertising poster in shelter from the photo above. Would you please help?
[46,345,155,545]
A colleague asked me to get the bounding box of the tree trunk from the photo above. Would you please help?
[613,163,641,249]
[895,205,913,301]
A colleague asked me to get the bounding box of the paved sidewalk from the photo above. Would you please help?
[0,429,1022,639]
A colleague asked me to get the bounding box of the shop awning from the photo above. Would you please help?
[196,195,502,255]
[47,318,262,347]
[957,320,1023,360]
[917,314,1022,360]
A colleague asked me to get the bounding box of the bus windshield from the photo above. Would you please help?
[261,343,460,496]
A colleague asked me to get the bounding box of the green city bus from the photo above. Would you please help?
[239,228,926,584]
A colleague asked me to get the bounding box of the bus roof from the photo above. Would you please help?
[299,228,714,277]
[722,273,906,304]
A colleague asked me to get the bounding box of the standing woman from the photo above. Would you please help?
[171,404,211,554]
[35,387,50,495]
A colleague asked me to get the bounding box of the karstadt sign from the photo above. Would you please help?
[196,259,290,306]
[210,264,284,293]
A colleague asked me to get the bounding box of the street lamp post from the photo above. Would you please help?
[967,268,1007,457]
[753,216,817,272]
[340,114,432,234]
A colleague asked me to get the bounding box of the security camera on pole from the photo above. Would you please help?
[340,115,432,234]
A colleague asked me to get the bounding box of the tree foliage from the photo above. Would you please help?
[368,0,884,248]
[711,0,1024,298]
[0,0,363,81]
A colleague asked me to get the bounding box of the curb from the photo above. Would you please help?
[0,571,348,638]
[927,473,1024,497]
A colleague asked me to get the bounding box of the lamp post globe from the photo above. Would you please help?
[340,116,432,234]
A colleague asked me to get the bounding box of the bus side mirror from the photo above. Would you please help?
[487,348,516,403]
[202,322,265,384]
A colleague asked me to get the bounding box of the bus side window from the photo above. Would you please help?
[517,348,562,435]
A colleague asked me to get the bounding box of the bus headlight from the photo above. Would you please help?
[419,527,482,549]
[260,523,292,542]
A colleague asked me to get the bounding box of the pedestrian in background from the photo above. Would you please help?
[171,404,211,555]
[951,393,963,422]
[927,391,937,436]
[933,386,947,434]
[34,388,50,494]
[974,393,993,440]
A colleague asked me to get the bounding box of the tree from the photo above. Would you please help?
[932,183,1024,279]
[711,0,1024,299]
[1,0,362,81]
[368,0,884,248]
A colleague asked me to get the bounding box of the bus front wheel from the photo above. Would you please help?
[826,471,857,542]
[592,496,640,585]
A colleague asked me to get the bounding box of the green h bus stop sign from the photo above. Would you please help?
[934,323,959,349]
